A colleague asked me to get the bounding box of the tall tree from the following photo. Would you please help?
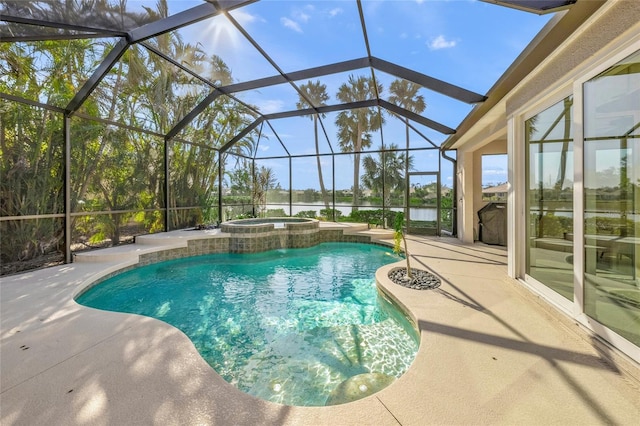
[388,79,426,214]
[361,144,413,206]
[253,166,277,217]
[0,34,104,262]
[297,80,330,209]
[335,75,384,211]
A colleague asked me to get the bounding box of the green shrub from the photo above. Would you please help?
[266,209,287,217]
[295,210,317,218]
[320,208,342,220]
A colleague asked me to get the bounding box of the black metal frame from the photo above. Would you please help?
[1,0,488,154]
[4,0,543,264]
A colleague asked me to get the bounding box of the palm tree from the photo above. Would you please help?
[388,79,426,149]
[361,144,413,206]
[554,97,573,193]
[388,79,425,216]
[297,80,330,210]
[253,166,277,217]
[335,75,384,211]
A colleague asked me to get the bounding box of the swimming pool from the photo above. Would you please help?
[76,242,419,406]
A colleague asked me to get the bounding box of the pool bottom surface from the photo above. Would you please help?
[77,243,419,406]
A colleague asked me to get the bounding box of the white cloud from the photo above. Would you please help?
[292,10,310,23]
[428,35,457,50]
[329,7,343,17]
[483,168,506,175]
[232,10,258,26]
[281,17,302,33]
[256,99,285,114]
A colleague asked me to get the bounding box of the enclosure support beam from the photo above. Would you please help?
[438,153,442,237]
[0,15,126,37]
[441,148,458,236]
[370,57,487,104]
[251,160,256,218]
[382,148,387,228]
[289,157,293,217]
[128,2,222,43]
[166,91,223,141]
[379,100,456,135]
[164,137,171,232]
[332,156,336,222]
[219,118,264,154]
[218,152,223,222]
[64,115,72,264]
[66,38,129,114]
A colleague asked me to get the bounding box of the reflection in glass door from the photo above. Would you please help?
[583,50,639,346]
[525,96,574,301]
[407,172,440,236]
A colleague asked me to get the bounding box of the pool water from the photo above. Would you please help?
[76,243,419,406]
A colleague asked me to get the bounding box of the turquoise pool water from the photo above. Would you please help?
[76,242,419,406]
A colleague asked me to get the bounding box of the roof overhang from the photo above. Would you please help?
[442,0,606,151]
[480,0,577,15]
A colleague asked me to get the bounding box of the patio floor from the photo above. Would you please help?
[1,226,639,425]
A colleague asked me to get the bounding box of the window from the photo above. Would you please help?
[482,154,508,202]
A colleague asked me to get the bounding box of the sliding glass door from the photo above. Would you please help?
[525,97,574,300]
[583,51,640,346]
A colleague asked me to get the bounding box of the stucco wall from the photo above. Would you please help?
[473,140,507,241]
[457,139,506,243]
[507,0,640,114]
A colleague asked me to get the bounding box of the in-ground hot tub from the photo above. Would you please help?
[221,217,320,253]
[222,217,317,229]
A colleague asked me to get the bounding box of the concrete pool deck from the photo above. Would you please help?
[1,223,639,425]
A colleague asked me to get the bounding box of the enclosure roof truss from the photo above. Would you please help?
[1,0,581,156]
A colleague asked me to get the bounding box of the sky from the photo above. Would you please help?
[152,1,553,189]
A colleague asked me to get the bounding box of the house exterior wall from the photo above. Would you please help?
[507,0,640,116]
[473,140,507,241]
[457,150,475,244]
[458,139,507,243]
[505,0,640,363]
[455,0,640,363]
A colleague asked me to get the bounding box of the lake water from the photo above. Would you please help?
[266,202,439,221]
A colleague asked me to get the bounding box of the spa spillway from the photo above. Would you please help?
[220,218,320,253]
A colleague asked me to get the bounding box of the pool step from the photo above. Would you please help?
[73,242,186,263]
[348,228,395,240]
[135,228,227,245]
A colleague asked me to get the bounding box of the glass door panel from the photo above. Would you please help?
[525,96,574,300]
[408,173,440,236]
[583,50,640,345]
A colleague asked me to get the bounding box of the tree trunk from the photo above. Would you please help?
[314,116,329,210]
[353,123,363,212]
[110,212,122,246]
[405,118,410,220]
[555,98,572,191]
[402,232,412,278]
